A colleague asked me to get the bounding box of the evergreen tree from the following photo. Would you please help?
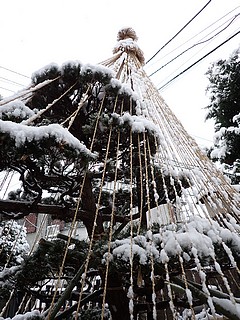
[0,220,29,269]
[0,62,186,319]
[0,40,240,318]
[0,220,29,313]
[205,48,240,184]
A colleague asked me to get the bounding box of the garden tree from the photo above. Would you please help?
[0,61,187,319]
[0,220,29,312]
[205,48,240,184]
[0,28,240,320]
[0,220,29,269]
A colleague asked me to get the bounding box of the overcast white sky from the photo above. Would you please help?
[1,0,240,147]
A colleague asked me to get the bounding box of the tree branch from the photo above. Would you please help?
[0,199,87,221]
[0,199,139,223]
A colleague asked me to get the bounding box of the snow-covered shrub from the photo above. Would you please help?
[0,220,29,269]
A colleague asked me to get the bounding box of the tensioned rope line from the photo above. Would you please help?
[146,0,212,64]
[0,76,60,106]
[101,127,121,320]
[2,26,240,319]
[24,81,78,125]
[66,86,92,130]
[0,291,15,316]
[28,214,48,254]
[46,93,108,320]
[150,75,239,222]
[145,135,160,319]
[74,96,120,320]
[137,134,144,235]
[0,171,10,193]
[129,127,135,320]
[158,29,240,91]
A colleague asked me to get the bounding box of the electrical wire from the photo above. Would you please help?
[192,135,213,144]
[0,67,30,95]
[146,0,212,64]
[0,86,15,93]
[158,29,240,91]
[0,76,26,87]
[146,5,240,70]
[156,34,219,89]
[0,66,30,79]
[149,13,240,77]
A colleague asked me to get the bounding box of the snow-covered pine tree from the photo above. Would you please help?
[0,28,240,319]
[205,48,240,185]
[0,61,182,319]
[0,220,29,268]
[0,220,29,314]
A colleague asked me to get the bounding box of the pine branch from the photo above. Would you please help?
[0,199,87,221]
[54,289,103,320]
[43,263,85,320]
[172,276,240,320]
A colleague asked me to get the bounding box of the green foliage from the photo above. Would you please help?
[15,238,88,290]
[0,60,200,318]
[205,49,240,128]
[0,61,173,220]
[0,220,29,269]
[74,305,111,320]
[205,48,240,183]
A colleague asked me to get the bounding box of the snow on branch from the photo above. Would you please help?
[0,120,94,158]
[211,125,240,161]
[110,78,139,101]
[0,100,35,121]
[80,63,115,80]
[0,310,42,320]
[112,112,163,143]
[104,216,240,267]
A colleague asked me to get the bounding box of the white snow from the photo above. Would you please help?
[0,265,21,279]
[116,112,163,143]
[80,63,114,79]
[159,248,169,263]
[0,120,94,157]
[0,310,41,320]
[185,288,193,306]
[31,62,59,80]
[113,37,144,65]
[0,100,35,120]
[213,297,240,318]
[107,216,240,272]
[0,220,29,267]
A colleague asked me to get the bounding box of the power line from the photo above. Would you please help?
[0,66,30,79]
[146,5,240,70]
[158,29,240,91]
[0,76,26,87]
[0,86,15,93]
[149,13,240,77]
[156,36,217,89]
[146,0,212,64]
[192,134,213,143]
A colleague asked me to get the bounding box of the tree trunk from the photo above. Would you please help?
[81,174,104,238]
[105,272,130,320]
